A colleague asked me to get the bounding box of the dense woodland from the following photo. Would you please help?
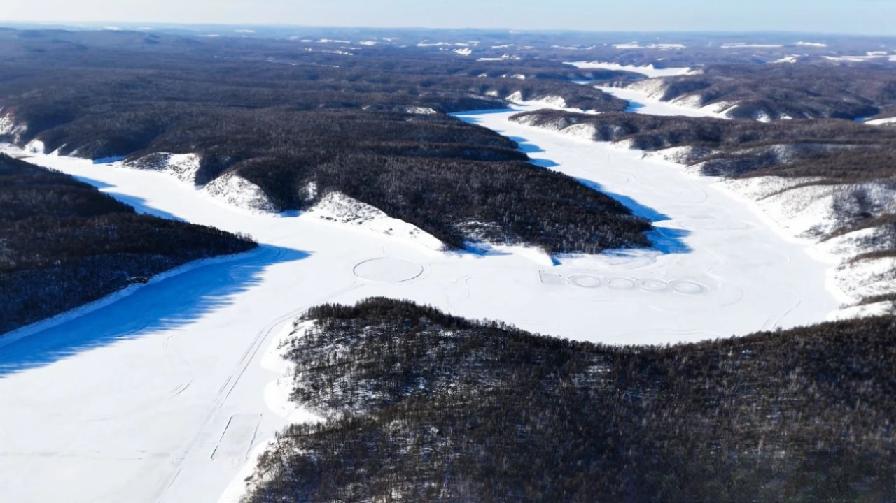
[3,29,894,253]
[0,29,649,253]
[653,64,896,121]
[512,109,896,180]
[244,298,896,503]
[0,154,255,334]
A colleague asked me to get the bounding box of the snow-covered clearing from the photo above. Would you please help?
[772,55,800,64]
[825,52,896,63]
[565,60,693,78]
[866,116,896,126]
[0,106,837,502]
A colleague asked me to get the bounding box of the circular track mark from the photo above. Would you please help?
[608,277,637,290]
[638,279,669,292]
[670,280,707,295]
[568,274,602,288]
[353,257,424,283]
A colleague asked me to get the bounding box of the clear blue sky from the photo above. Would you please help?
[3,0,895,35]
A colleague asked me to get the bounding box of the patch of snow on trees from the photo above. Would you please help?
[307,192,444,250]
[203,172,277,212]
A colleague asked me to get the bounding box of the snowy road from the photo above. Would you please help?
[0,108,837,502]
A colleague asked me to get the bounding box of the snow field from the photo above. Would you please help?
[0,107,839,502]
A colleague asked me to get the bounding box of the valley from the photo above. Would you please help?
[0,102,840,501]
[0,24,894,503]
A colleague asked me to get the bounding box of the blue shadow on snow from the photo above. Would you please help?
[507,136,561,168]
[625,101,646,113]
[456,108,690,255]
[92,155,127,164]
[577,178,691,255]
[0,245,309,377]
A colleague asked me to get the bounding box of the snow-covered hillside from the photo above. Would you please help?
[0,109,26,139]
[306,191,444,250]
[128,152,278,212]
[595,81,733,118]
[725,176,896,316]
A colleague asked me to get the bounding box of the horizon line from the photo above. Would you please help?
[1,20,895,39]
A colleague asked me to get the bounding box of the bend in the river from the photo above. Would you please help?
[0,109,837,503]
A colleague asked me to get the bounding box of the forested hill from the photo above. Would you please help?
[0,29,649,254]
[641,64,896,121]
[511,109,896,181]
[0,154,256,334]
[244,298,896,503]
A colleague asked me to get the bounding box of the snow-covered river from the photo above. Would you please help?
[0,108,837,502]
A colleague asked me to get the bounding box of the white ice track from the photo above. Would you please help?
[595,85,730,118]
[0,108,837,502]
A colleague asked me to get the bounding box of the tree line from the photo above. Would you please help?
[243,297,896,503]
[0,155,255,334]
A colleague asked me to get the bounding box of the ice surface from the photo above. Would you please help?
[0,110,838,501]
[596,83,731,118]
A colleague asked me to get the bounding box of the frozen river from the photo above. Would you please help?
[0,108,837,502]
